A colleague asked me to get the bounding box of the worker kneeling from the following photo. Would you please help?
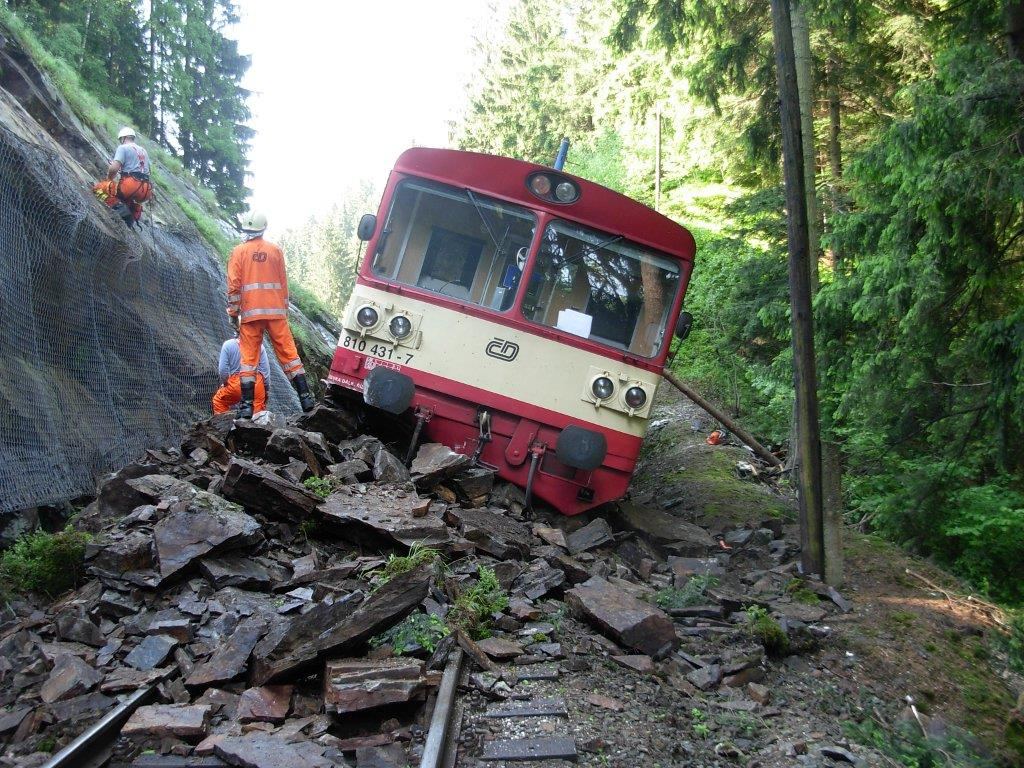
[212,334,269,415]
[227,211,316,418]
[93,127,152,226]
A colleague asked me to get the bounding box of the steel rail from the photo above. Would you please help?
[42,683,159,768]
[419,648,464,768]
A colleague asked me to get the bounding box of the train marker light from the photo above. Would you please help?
[389,315,412,339]
[529,175,552,196]
[624,386,647,409]
[591,376,615,400]
[356,306,379,328]
[554,181,578,202]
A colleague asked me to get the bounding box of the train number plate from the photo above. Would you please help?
[341,333,415,365]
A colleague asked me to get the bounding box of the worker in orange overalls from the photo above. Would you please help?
[212,333,269,415]
[227,211,315,417]
[92,127,152,226]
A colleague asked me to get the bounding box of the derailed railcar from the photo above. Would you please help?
[326,148,696,515]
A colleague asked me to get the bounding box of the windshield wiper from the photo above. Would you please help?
[466,189,501,251]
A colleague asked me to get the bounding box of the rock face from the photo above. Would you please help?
[319,487,455,551]
[0,26,337,517]
[565,576,678,657]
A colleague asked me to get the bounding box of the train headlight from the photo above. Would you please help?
[624,386,647,409]
[389,315,412,339]
[554,180,578,203]
[591,376,615,400]
[356,306,379,328]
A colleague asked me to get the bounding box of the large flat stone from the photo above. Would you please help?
[186,615,267,688]
[121,703,212,742]
[124,634,178,671]
[40,654,102,703]
[221,456,322,522]
[565,576,678,657]
[410,443,471,487]
[199,556,287,590]
[565,518,614,554]
[323,658,425,714]
[319,486,454,551]
[445,507,531,559]
[213,735,334,768]
[615,501,716,549]
[152,488,262,580]
[294,404,358,444]
[236,685,293,724]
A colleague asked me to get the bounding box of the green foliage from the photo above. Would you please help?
[655,574,720,609]
[371,543,441,587]
[785,579,821,605]
[297,518,318,540]
[1007,611,1024,675]
[0,526,91,597]
[370,612,449,655]
[302,476,341,500]
[744,605,789,657]
[843,717,997,768]
[449,565,509,639]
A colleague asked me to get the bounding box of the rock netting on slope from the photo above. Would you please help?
[0,25,338,520]
[0,401,857,768]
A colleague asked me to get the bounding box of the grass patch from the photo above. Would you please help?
[0,526,91,597]
[289,283,333,326]
[371,543,442,587]
[744,605,789,657]
[785,578,821,605]
[370,612,449,655]
[655,574,720,609]
[448,565,509,639]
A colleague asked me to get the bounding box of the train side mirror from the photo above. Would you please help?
[357,214,377,241]
[674,311,693,341]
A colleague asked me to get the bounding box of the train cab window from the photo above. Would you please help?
[371,179,536,310]
[523,221,681,358]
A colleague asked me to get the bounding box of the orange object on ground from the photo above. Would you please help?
[238,317,305,383]
[212,372,267,414]
[226,236,290,324]
[706,430,724,445]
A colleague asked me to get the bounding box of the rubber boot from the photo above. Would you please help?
[293,373,316,413]
[238,380,255,419]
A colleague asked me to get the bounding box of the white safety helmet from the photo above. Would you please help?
[117,126,136,140]
[240,211,268,232]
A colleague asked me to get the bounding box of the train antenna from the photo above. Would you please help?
[553,138,570,170]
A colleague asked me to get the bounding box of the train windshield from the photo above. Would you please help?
[370,179,536,310]
[523,220,681,358]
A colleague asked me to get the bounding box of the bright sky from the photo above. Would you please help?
[234,0,490,235]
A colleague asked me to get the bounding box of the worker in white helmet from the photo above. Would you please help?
[93,127,152,225]
[226,211,315,417]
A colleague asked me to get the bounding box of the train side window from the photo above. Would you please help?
[371,179,536,310]
[522,221,682,358]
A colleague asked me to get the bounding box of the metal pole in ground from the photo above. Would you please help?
[420,649,464,768]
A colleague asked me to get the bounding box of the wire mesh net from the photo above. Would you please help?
[0,123,299,514]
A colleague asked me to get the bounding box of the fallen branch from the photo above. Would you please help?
[904,568,1008,630]
[662,371,783,468]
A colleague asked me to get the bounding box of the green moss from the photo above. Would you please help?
[655,574,720,609]
[744,605,789,657]
[303,475,341,499]
[370,543,441,588]
[0,526,91,597]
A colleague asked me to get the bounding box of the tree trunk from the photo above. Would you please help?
[771,0,826,578]
[790,0,820,290]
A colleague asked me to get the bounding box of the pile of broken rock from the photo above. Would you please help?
[0,404,852,767]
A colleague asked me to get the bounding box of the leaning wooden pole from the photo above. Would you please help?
[770,0,826,577]
[662,370,782,468]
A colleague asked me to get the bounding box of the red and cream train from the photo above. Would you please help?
[326,148,695,515]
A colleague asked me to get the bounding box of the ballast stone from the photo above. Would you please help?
[565,576,678,657]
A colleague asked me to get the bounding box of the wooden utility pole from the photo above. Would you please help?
[654,106,662,211]
[770,0,825,577]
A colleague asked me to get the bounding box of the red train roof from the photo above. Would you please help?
[393,148,696,262]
